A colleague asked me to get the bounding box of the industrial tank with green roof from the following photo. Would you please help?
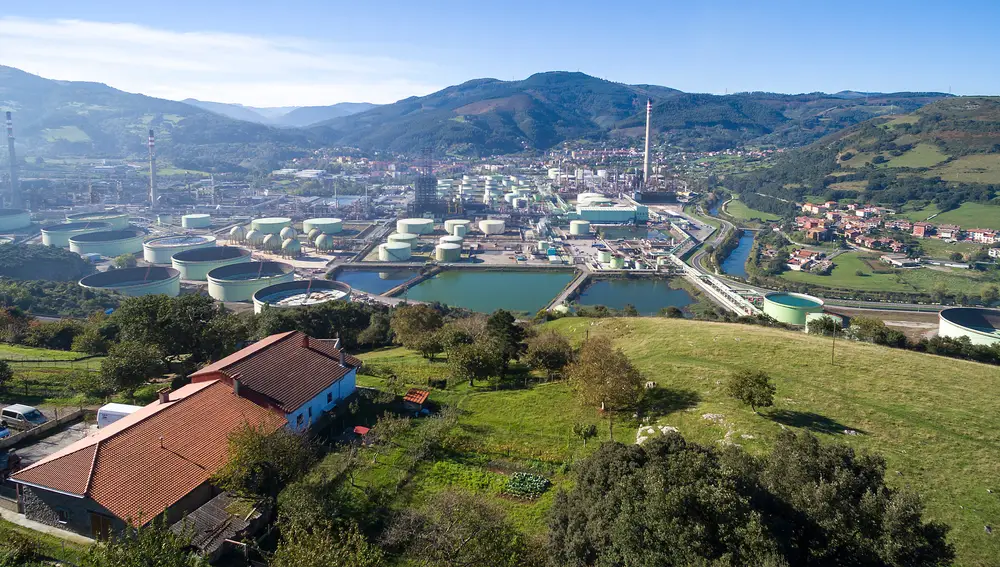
[69,228,144,257]
[252,280,351,313]
[79,266,180,297]
[171,246,251,281]
[41,221,112,247]
[142,234,217,264]
[251,217,292,235]
[939,307,1000,346]
[762,292,825,326]
[207,261,294,302]
[0,209,31,231]
[66,210,130,230]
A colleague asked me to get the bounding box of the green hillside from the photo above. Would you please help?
[360,317,1000,565]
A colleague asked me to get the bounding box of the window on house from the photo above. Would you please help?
[327,392,333,404]
[56,508,69,524]
[296,414,304,427]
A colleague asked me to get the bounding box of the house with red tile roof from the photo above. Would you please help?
[189,331,361,432]
[11,380,283,539]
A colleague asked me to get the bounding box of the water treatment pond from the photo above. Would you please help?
[335,269,419,295]
[404,270,575,314]
[720,230,755,278]
[576,278,694,315]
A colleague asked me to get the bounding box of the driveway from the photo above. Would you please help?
[15,421,93,467]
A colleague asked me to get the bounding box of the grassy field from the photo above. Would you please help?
[723,198,781,222]
[41,126,90,143]
[0,344,87,361]
[935,154,1000,184]
[0,518,88,564]
[358,319,1000,565]
[883,143,950,168]
[900,202,1000,230]
[916,237,983,260]
[780,251,993,295]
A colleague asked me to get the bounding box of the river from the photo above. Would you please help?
[404,270,575,314]
[720,230,755,278]
[576,278,694,315]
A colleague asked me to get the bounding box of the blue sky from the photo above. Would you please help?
[2,0,996,106]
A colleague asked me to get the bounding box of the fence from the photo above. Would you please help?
[2,354,103,372]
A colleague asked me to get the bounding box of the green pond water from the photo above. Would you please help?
[577,278,694,315]
[403,270,575,314]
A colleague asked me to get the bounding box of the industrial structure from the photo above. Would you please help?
[79,266,180,297]
[762,292,824,326]
[69,228,145,257]
[378,242,412,262]
[181,214,212,229]
[206,261,295,302]
[252,279,351,313]
[142,235,217,264]
[5,112,21,210]
[41,221,112,247]
[66,210,130,230]
[171,246,251,281]
[642,99,652,186]
[938,307,1000,346]
[303,218,342,234]
[397,218,434,235]
[0,209,31,232]
[251,217,292,235]
[148,129,158,208]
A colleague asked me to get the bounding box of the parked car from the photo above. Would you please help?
[0,404,48,429]
[0,425,10,440]
[0,450,21,479]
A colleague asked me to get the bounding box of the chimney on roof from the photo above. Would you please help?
[339,349,345,367]
[301,334,309,349]
[233,375,242,397]
[158,388,171,404]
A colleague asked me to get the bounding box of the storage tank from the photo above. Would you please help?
[252,280,351,314]
[479,219,505,235]
[280,226,297,240]
[0,209,31,232]
[79,266,180,297]
[171,246,252,281]
[66,210,129,230]
[762,292,825,326]
[569,220,591,236]
[156,214,173,226]
[207,261,295,302]
[245,229,264,248]
[440,235,463,245]
[69,228,144,257]
[302,218,343,234]
[261,233,281,251]
[307,228,322,241]
[181,214,211,229]
[281,238,302,257]
[597,250,613,263]
[435,243,462,262]
[939,307,1000,346]
[444,219,471,236]
[229,225,246,243]
[142,234,217,264]
[41,221,112,247]
[378,242,412,261]
[251,217,292,235]
[537,241,550,253]
[397,218,434,235]
[388,232,420,246]
[610,256,625,269]
[315,233,335,251]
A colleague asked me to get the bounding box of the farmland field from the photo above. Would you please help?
[934,154,1000,184]
[41,126,90,143]
[900,202,1000,230]
[724,198,781,221]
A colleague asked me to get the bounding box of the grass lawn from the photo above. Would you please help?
[724,198,781,222]
[781,251,993,295]
[358,318,1000,565]
[900,202,1000,230]
[0,344,89,361]
[0,518,88,563]
[933,154,1000,184]
[883,143,950,168]
[826,180,867,192]
[41,126,90,143]
[916,237,983,260]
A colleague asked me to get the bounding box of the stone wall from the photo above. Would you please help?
[20,485,122,537]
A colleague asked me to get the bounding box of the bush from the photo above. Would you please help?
[503,472,551,499]
[0,528,39,567]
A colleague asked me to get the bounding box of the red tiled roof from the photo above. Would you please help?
[12,381,282,523]
[353,426,370,435]
[190,331,362,414]
[403,388,430,405]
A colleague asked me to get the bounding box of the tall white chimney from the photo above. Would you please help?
[642,99,652,187]
[148,129,158,208]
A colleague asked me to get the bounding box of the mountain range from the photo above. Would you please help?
[0,65,953,165]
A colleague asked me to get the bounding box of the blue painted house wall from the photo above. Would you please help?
[285,368,357,431]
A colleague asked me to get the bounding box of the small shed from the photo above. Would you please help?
[403,388,430,412]
[353,425,373,446]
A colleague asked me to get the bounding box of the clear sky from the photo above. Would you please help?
[2,0,996,107]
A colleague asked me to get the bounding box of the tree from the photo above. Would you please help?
[981,284,999,306]
[271,524,384,567]
[71,325,109,355]
[622,304,639,317]
[214,423,316,499]
[485,310,526,379]
[110,295,229,362]
[523,330,573,381]
[949,251,964,262]
[390,304,443,357]
[659,306,685,318]
[0,361,12,392]
[806,316,841,337]
[567,337,644,440]
[112,254,137,269]
[726,369,775,413]
[448,339,502,387]
[99,341,165,396]
[84,519,199,567]
[572,422,597,447]
[382,490,539,567]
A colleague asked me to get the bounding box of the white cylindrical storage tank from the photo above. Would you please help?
[479,219,505,235]
[181,214,212,229]
[388,232,420,246]
[251,217,292,235]
[280,226,297,240]
[142,234,217,264]
[262,233,281,251]
[245,229,264,248]
[440,235,463,245]
[66,210,129,230]
[207,261,295,302]
[281,238,302,257]
[537,240,550,253]
[452,224,469,237]
[378,242,412,261]
[79,266,180,298]
[435,243,462,262]
[302,218,343,234]
[69,229,144,257]
[252,280,352,314]
[229,225,246,242]
[315,233,335,251]
[0,209,31,231]
[397,218,434,235]
[41,221,113,247]
[307,228,322,241]
[597,250,613,263]
[171,246,252,281]
[570,220,591,236]
[156,214,173,226]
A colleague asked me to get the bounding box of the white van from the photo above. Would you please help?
[0,405,48,429]
[97,403,142,428]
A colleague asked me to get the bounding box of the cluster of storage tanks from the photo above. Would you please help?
[228,217,343,257]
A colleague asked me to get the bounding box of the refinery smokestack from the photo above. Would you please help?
[642,99,652,187]
[148,129,157,208]
[5,112,21,210]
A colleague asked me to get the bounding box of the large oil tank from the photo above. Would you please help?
[171,246,252,281]
[0,209,31,232]
[156,214,174,226]
[397,218,434,235]
[939,307,1000,346]
[444,219,471,236]
[41,221,112,247]
[303,218,343,234]
[378,242,412,261]
[388,232,420,246]
[610,256,625,269]
[181,214,212,229]
[570,220,591,236]
[435,243,462,262]
[252,280,352,314]
[479,219,505,235]
[251,217,292,235]
[261,233,281,251]
[207,261,295,302]
[762,292,825,326]
[79,266,180,297]
[440,235,463,245]
[66,210,129,230]
[69,228,144,257]
[142,234,217,264]
[597,250,613,263]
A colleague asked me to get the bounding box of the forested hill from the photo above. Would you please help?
[724,96,1000,217]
